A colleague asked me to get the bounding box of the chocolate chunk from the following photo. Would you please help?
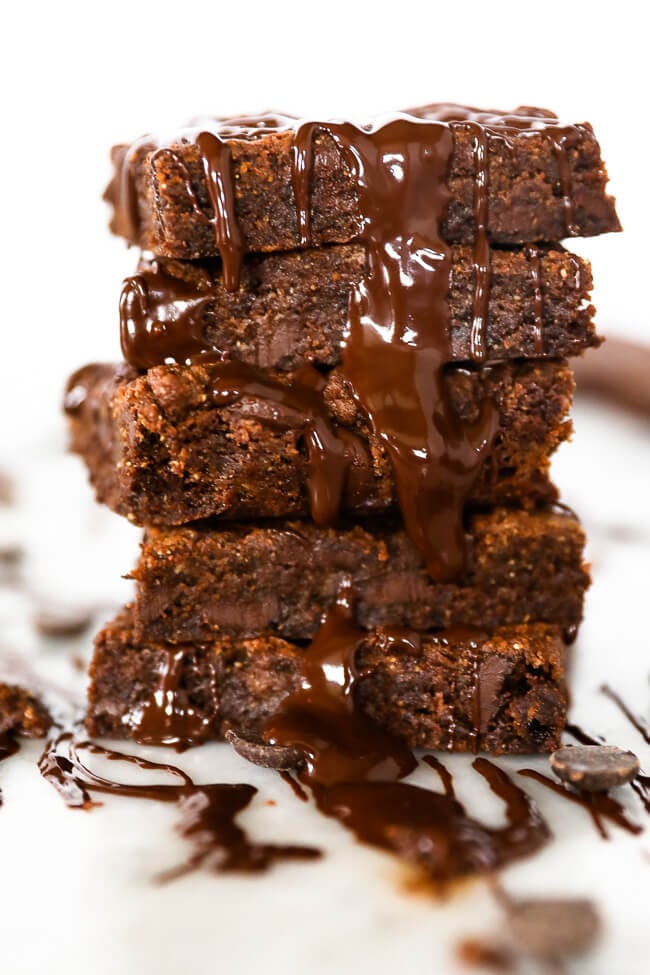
[34,606,94,639]
[507,898,600,960]
[225,730,304,770]
[550,744,640,792]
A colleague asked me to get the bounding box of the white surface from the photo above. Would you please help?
[1,3,649,972]
[0,401,649,975]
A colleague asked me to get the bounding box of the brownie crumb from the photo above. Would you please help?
[0,682,53,738]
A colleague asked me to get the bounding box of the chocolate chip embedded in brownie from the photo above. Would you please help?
[64,358,574,527]
[130,507,588,644]
[87,608,570,754]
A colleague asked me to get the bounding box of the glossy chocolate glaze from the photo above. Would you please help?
[116,105,589,579]
[39,733,319,875]
[262,590,549,884]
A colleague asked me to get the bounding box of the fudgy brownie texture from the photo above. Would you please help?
[131,507,588,643]
[87,609,569,754]
[65,358,574,526]
[125,245,597,371]
[0,683,52,737]
[105,107,620,259]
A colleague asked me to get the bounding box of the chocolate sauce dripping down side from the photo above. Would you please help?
[120,263,220,369]
[124,648,219,750]
[292,118,499,582]
[262,592,549,884]
[518,768,642,839]
[39,734,318,876]
[465,121,491,363]
[523,245,545,355]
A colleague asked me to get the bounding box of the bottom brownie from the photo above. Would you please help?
[87,609,569,754]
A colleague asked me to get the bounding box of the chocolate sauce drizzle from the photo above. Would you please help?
[39,733,319,876]
[262,590,549,884]
[601,684,650,745]
[114,105,589,580]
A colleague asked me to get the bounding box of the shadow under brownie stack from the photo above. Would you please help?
[65,105,619,755]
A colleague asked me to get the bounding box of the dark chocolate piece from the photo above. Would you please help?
[506,898,601,961]
[65,358,574,527]
[550,744,640,792]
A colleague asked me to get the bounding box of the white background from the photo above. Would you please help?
[1,4,649,974]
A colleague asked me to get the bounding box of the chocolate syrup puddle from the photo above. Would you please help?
[39,733,319,876]
[292,117,499,581]
[518,768,642,839]
[0,733,19,807]
[261,590,549,885]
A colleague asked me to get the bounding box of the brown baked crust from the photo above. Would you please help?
[0,683,52,738]
[126,244,598,371]
[105,110,620,259]
[131,507,587,643]
[64,359,574,526]
[87,608,569,754]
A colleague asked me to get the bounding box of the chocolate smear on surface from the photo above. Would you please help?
[456,938,515,971]
[256,588,550,886]
[518,767,642,839]
[550,744,639,792]
[39,734,319,876]
[34,606,94,639]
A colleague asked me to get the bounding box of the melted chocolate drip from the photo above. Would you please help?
[262,593,549,884]
[466,121,491,363]
[39,734,318,876]
[601,684,650,745]
[292,118,499,580]
[205,358,351,526]
[120,262,220,369]
[518,768,642,839]
[124,648,218,749]
[524,245,545,355]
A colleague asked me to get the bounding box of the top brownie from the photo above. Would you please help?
[106,104,620,260]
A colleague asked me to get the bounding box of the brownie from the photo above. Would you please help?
[65,358,574,526]
[87,608,569,754]
[0,682,52,738]
[131,507,587,643]
[123,244,597,371]
[105,106,620,260]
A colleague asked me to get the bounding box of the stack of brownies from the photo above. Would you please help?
[65,105,619,754]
